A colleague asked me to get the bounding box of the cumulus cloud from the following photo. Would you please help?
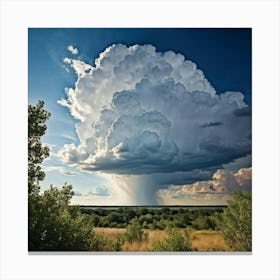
[157,167,252,205]
[67,45,79,55]
[62,57,93,77]
[57,44,251,204]
[58,44,251,176]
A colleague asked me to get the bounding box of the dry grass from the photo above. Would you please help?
[93,227,230,252]
[189,229,230,251]
[122,229,167,252]
[94,227,126,240]
[93,227,167,251]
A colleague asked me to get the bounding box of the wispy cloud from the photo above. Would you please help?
[67,45,78,55]
[42,165,79,176]
[62,134,77,141]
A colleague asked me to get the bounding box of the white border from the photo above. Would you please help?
[1,0,279,279]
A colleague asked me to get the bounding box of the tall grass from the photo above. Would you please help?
[189,230,230,251]
[93,227,229,252]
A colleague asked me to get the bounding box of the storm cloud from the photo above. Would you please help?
[58,44,251,204]
[58,44,251,174]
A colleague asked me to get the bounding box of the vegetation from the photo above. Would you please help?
[80,206,224,230]
[93,227,230,252]
[215,190,252,251]
[28,100,50,195]
[124,220,147,243]
[150,227,192,251]
[28,101,107,251]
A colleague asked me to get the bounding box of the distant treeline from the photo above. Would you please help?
[79,206,225,230]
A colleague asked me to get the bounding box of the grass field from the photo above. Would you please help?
[93,227,230,252]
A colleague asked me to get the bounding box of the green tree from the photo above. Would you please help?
[28,101,107,251]
[28,101,50,194]
[216,191,252,251]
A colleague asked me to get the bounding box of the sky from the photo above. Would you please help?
[28,28,252,206]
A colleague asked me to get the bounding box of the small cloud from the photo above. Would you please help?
[62,134,77,141]
[63,57,72,64]
[87,185,109,197]
[67,45,79,55]
[62,170,78,176]
[63,66,70,73]
[42,165,79,176]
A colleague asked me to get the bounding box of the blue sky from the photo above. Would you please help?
[28,28,252,205]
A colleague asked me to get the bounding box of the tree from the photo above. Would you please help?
[28,101,107,251]
[28,101,50,194]
[216,191,252,251]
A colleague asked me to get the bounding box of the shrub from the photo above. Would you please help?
[215,191,252,251]
[192,216,213,230]
[124,221,146,243]
[150,227,192,251]
[111,234,125,251]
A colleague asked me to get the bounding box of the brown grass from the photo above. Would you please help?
[189,229,230,251]
[122,229,167,252]
[93,227,230,252]
[94,227,126,240]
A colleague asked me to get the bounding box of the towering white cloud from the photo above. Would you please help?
[58,44,251,204]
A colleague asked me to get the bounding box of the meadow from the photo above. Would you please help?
[79,206,230,252]
[93,227,230,252]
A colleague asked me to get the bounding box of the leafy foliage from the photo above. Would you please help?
[80,206,223,230]
[215,191,252,251]
[28,101,50,194]
[124,220,147,243]
[29,184,102,251]
[150,227,192,251]
[28,101,108,251]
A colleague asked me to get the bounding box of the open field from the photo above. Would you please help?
[93,227,230,252]
[189,229,230,251]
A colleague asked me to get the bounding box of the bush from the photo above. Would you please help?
[111,234,125,251]
[29,184,110,251]
[215,191,252,251]
[192,216,213,230]
[124,221,146,243]
[150,227,192,251]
